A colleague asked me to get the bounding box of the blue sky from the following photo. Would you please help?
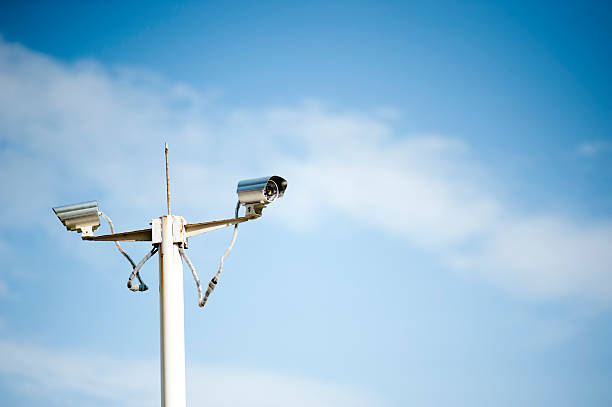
[0,1,611,406]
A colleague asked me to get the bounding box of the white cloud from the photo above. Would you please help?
[577,140,612,156]
[0,339,382,407]
[0,37,611,303]
[451,217,612,301]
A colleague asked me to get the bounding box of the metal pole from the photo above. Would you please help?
[159,215,186,407]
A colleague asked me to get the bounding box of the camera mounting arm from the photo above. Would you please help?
[184,213,260,238]
[82,227,154,241]
[81,214,261,242]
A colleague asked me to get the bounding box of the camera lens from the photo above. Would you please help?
[264,180,279,202]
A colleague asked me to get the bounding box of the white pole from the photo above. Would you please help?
[159,215,187,407]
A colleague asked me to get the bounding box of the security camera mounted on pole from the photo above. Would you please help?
[52,143,287,407]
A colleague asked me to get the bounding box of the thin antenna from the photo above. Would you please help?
[165,142,171,215]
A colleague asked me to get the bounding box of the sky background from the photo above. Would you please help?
[0,1,611,406]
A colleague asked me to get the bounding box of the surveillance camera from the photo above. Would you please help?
[237,176,287,215]
[52,201,101,237]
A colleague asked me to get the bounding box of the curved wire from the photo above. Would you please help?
[99,211,148,291]
[127,247,158,291]
[182,201,241,307]
[179,247,201,303]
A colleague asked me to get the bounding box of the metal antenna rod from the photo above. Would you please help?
[165,142,171,215]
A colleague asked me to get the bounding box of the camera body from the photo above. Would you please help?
[53,201,101,237]
[237,175,287,215]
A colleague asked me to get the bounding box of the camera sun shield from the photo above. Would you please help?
[52,201,101,237]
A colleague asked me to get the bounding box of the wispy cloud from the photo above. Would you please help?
[450,217,612,300]
[0,339,382,407]
[1,38,611,303]
[577,140,612,156]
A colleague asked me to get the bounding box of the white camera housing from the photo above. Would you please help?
[53,201,101,237]
[237,176,287,215]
